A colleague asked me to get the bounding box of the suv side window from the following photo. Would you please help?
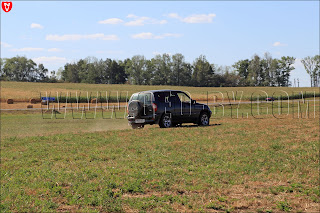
[155,92,170,103]
[168,91,179,103]
[177,92,191,103]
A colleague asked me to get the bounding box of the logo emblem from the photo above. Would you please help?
[2,1,12,12]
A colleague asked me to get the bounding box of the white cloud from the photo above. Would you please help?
[0,42,12,48]
[273,41,287,47]
[157,33,182,39]
[48,48,62,52]
[125,15,167,26]
[159,20,168,25]
[125,17,150,26]
[32,56,67,64]
[132,32,182,39]
[166,13,216,23]
[46,33,119,41]
[11,47,44,52]
[99,14,167,26]
[132,32,154,39]
[30,23,44,29]
[127,14,138,19]
[183,14,216,23]
[98,18,124,24]
[167,13,180,19]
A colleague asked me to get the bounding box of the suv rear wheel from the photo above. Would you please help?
[198,112,209,126]
[159,114,172,128]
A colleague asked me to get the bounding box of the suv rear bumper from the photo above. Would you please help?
[127,115,159,125]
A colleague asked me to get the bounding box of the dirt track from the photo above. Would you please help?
[0,102,128,110]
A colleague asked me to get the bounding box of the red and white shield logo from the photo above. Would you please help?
[2,1,12,12]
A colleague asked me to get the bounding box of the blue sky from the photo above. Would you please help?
[1,1,319,86]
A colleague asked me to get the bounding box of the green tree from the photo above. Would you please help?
[37,63,48,82]
[270,58,280,86]
[103,58,113,84]
[2,56,39,82]
[62,62,80,83]
[218,66,239,87]
[150,55,162,85]
[125,55,147,85]
[171,53,184,86]
[77,59,90,83]
[261,52,273,86]
[278,56,295,87]
[143,60,153,85]
[180,62,193,86]
[232,59,250,86]
[112,60,127,84]
[151,54,172,85]
[247,55,262,86]
[192,55,214,87]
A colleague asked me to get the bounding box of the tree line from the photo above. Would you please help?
[1,53,319,87]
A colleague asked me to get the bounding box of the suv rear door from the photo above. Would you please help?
[139,92,154,118]
[129,92,154,119]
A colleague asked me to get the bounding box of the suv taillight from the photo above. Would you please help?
[152,103,157,112]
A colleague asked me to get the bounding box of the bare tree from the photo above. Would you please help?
[301,55,320,87]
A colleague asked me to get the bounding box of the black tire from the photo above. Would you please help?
[159,113,172,128]
[198,111,210,126]
[130,123,144,129]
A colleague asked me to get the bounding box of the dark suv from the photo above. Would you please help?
[127,90,212,129]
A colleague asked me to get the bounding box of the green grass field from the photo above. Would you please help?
[1,114,319,212]
[1,82,319,212]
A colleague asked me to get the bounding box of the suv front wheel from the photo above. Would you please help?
[198,112,210,126]
[159,114,172,128]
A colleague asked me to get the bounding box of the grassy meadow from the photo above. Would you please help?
[1,81,319,212]
[1,114,319,212]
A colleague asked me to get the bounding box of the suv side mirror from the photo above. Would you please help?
[192,100,196,104]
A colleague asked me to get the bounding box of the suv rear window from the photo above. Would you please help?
[130,93,153,105]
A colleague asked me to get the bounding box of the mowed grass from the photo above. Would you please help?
[1,115,319,212]
[1,81,317,102]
